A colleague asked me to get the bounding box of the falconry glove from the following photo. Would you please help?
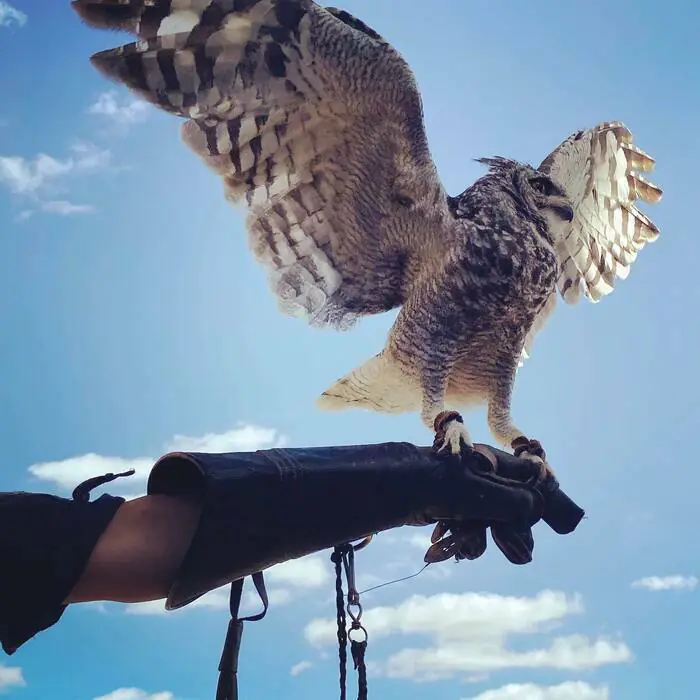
[147,441,584,610]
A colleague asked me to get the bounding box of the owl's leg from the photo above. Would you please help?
[420,372,472,456]
[486,377,555,481]
[386,300,470,455]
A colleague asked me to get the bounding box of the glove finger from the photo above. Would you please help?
[424,522,488,563]
[431,520,449,544]
[451,522,488,560]
[491,524,534,565]
[424,534,461,563]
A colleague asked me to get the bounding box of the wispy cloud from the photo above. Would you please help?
[123,584,292,616]
[463,681,610,700]
[93,689,174,700]
[28,422,285,494]
[89,91,151,126]
[265,555,330,589]
[631,575,698,592]
[0,153,72,195]
[305,590,632,681]
[0,665,25,691]
[29,453,154,493]
[290,661,313,677]
[0,142,110,195]
[41,200,95,216]
[0,1,26,28]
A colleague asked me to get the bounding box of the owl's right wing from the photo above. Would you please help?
[74,0,452,329]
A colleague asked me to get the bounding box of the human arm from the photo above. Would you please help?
[2,436,583,654]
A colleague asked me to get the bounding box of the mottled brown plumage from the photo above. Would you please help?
[72,0,663,464]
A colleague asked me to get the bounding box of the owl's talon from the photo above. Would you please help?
[433,413,473,456]
[512,436,545,460]
[511,436,555,482]
[525,455,555,482]
[432,411,473,457]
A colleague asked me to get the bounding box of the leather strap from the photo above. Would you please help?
[71,469,136,503]
[216,572,269,700]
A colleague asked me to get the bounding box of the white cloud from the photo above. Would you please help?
[305,590,632,682]
[0,2,26,28]
[29,454,154,491]
[122,600,169,616]
[0,154,72,194]
[41,200,95,215]
[168,424,285,453]
[403,532,433,551]
[306,589,583,645]
[89,91,151,126]
[94,689,174,700]
[124,584,292,616]
[464,681,609,700]
[290,661,313,677]
[70,141,113,170]
[257,587,294,606]
[266,555,331,589]
[0,665,25,691]
[28,423,285,493]
[124,590,228,616]
[631,575,698,591]
[0,142,111,195]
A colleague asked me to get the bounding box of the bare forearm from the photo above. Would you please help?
[65,495,202,604]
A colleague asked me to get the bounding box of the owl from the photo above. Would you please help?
[72,0,663,471]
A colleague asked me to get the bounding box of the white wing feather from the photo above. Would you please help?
[519,121,663,366]
[539,121,663,305]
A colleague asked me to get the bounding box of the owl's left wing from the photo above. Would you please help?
[539,121,663,305]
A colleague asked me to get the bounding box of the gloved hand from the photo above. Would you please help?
[425,421,584,565]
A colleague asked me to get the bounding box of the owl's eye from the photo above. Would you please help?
[530,177,557,196]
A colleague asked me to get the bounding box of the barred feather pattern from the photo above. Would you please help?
[79,0,447,329]
[540,121,663,305]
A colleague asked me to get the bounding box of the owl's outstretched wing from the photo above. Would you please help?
[539,121,663,305]
[73,0,451,329]
[517,122,663,366]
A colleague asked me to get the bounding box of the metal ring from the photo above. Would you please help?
[347,600,363,622]
[348,624,368,644]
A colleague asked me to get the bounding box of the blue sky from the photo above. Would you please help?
[1,1,698,699]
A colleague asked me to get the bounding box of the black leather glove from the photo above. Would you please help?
[425,441,584,565]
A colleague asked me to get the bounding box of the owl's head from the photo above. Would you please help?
[473,157,575,237]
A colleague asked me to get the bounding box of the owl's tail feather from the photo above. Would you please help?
[316,351,420,414]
